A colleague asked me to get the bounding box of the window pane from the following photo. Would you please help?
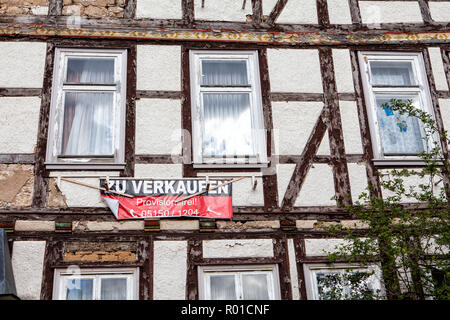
[201,60,248,86]
[202,93,254,157]
[100,278,127,300]
[375,96,425,155]
[65,278,93,300]
[242,274,270,300]
[210,275,236,300]
[61,92,114,156]
[66,57,115,84]
[370,61,415,86]
[315,271,375,300]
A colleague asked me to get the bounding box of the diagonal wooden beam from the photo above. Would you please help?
[347,0,362,25]
[281,107,328,209]
[418,0,433,25]
[266,0,288,26]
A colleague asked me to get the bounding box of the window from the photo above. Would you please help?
[358,52,438,163]
[304,264,382,300]
[198,265,280,300]
[190,50,267,168]
[53,268,138,300]
[46,48,127,170]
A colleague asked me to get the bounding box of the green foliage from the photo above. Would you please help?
[324,98,450,300]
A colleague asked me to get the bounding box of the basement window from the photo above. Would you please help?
[303,264,382,300]
[358,52,440,165]
[190,51,268,168]
[45,48,127,170]
[53,268,138,300]
[198,265,281,300]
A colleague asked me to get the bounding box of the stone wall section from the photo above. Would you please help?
[62,0,125,18]
[0,0,48,15]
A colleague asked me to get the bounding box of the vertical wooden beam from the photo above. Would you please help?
[273,236,292,300]
[418,0,433,25]
[258,48,279,210]
[124,0,137,19]
[32,42,55,208]
[349,49,382,198]
[121,44,137,178]
[440,48,450,91]
[316,0,330,27]
[181,46,195,178]
[251,0,263,26]
[137,237,153,300]
[40,239,64,300]
[266,0,288,26]
[182,0,195,26]
[347,0,362,26]
[186,238,202,300]
[319,47,352,207]
[293,237,308,300]
[48,0,62,16]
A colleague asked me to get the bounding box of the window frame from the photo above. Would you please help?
[189,50,268,168]
[198,264,281,300]
[45,48,128,170]
[358,51,440,165]
[303,263,383,300]
[52,267,139,300]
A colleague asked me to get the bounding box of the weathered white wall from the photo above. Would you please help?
[287,239,300,300]
[72,220,144,232]
[347,163,368,203]
[267,49,323,93]
[428,48,449,91]
[136,0,182,19]
[295,164,336,206]
[0,42,46,88]
[275,0,318,24]
[339,100,363,154]
[359,1,423,24]
[438,99,450,142]
[429,1,450,22]
[304,238,348,256]
[137,45,181,91]
[11,241,46,300]
[136,99,182,154]
[15,221,55,232]
[202,239,274,258]
[332,49,354,93]
[194,0,252,21]
[0,97,40,153]
[134,164,183,178]
[231,175,264,206]
[276,163,296,206]
[327,0,352,24]
[153,241,187,300]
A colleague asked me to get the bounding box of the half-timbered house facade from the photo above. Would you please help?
[0,0,449,300]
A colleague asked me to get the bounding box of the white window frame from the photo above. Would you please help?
[45,48,127,170]
[198,264,281,300]
[52,267,139,300]
[303,263,383,300]
[358,51,440,165]
[189,50,268,168]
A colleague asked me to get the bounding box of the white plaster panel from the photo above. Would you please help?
[276,0,318,24]
[428,48,449,91]
[134,164,183,178]
[137,45,181,91]
[31,6,49,15]
[429,2,450,22]
[327,0,352,24]
[160,220,199,230]
[359,1,423,24]
[317,130,331,156]
[304,238,349,256]
[194,0,252,21]
[272,101,324,155]
[288,239,300,300]
[332,49,354,93]
[295,164,336,206]
[262,0,279,16]
[58,177,107,207]
[15,221,55,232]
[72,221,144,232]
[231,175,264,206]
[11,241,46,300]
[136,99,182,154]
[267,49,323,93]
[0,42,46,88]
[339,100,363,154]
[347,163,368,203]
[136,0,182,19]
[276,164,296,207]
[202,239,274,258]
[438,99,450,145]
[153,241,187,300]
[0,97,40,153]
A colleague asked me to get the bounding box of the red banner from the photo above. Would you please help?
[100,179,233,220]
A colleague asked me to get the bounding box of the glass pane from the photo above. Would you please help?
[375,96,425,155]
[61,92,114,156]
[100,278,127,300]
[210,275,236,300]
[202,93,254,157]
[201,60,248,86]
[65,278,93,300]
[242,274,270,300]
[370,61,415,86]
[315,271,375,300]
[66,57,115,84]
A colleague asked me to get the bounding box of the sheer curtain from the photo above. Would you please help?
[66,58,114,84]
[201,60,253,157]
[100,278,127,300]
[370,61,414,86]
[209,275,236,300]
[242,274,270,300]
[66,279,93,300]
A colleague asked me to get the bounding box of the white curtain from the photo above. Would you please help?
[242,274,270,300]
[100,278,127,300]
[370,61,414,86]
[66,279,93,300]
[210,275,236,300]
[62,92,114,156]
[66,57,114,84]
[202,60,248,86]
